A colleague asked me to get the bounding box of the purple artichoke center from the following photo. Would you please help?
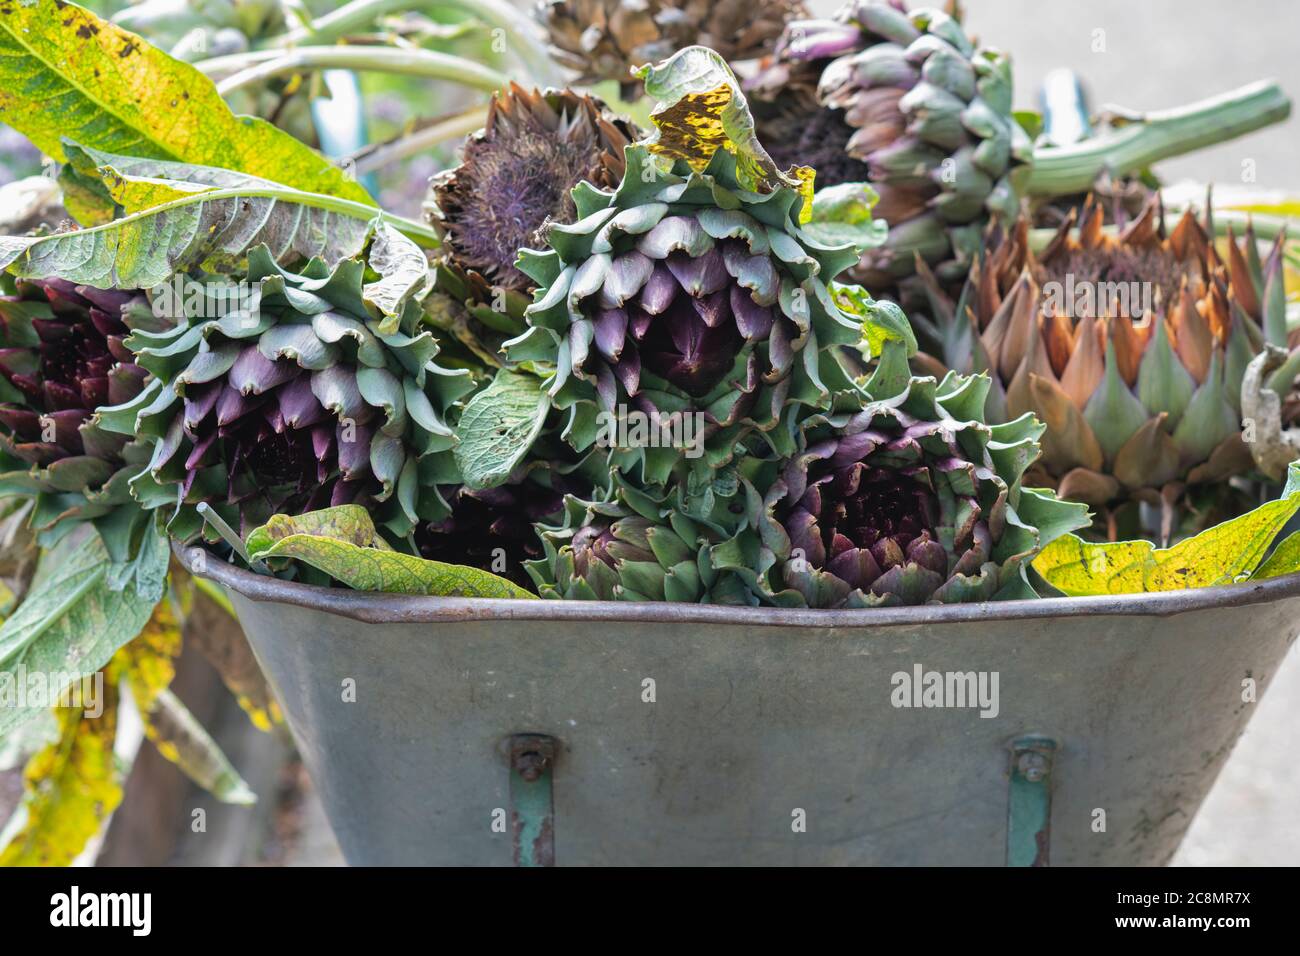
[32,321,113,409]
[818,468,938,564]
[242,428,317,487]
[1040,245,1193,324]
[784,460,950,597]
[635,294,741,397]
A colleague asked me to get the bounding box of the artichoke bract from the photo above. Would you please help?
[504,143,864,485]
[0,277,161,554]
[538,0,805,100]
[725,342,1089,608]
[922,196,1286,534]
[747,0,1029,289]
[526,478,753,603]
[108,246,474,542]
[424,84,637,363]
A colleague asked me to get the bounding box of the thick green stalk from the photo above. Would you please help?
[215,46,506,97]
[264,0,561,85]
[1027,81,1291,197]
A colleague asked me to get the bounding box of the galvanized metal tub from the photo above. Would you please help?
[190,548,1300,866]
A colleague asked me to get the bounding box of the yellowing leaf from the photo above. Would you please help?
[1033,460,1300,595]
[1253,529,1300,579]
[137,688,255,806]
[647,83,734,171]
[0,695,121,867]
[0,0,373,223]
[112,596,183,713]
[832,284,918,359]
[634,46,812,216]
[245,506,537,599]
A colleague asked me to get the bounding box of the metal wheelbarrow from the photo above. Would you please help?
[191,549,1300,866]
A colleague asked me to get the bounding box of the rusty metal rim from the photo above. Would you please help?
[177,542,1300,628]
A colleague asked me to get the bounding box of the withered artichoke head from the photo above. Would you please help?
[0,276,161,555]
[108,246,475,544]
[504,143,865,487]
[538,0,806,99]
[427,84,637,301]
[424,85,638,370]
[728,341,1090,608]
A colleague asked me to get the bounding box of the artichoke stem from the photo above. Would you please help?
[263,0,562,86]
[1027,80,1292,197]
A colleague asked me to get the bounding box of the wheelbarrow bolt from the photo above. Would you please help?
[1018,752,1049,783]
[516,751,548,782]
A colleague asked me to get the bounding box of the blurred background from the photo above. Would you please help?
[0,0,1296,865]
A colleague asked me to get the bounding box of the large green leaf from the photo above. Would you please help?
[1033,460,1300,595]
[244,506,536,599]
[0,0,373,224]
[453,369,550,491]
[0,179,390,289]
[0,528,168,737]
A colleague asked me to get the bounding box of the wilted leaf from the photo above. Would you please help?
[1033,460,1300,594]
[245,506,536,598]
[0,529,167,737]
[453,369,550,491]
[110,591,257,800]
[0,694,121,867]
[803,183,888,249]
[363,222,432,326]
[634,46,812,213]
[0,0,372,225]
[137,688,255,805]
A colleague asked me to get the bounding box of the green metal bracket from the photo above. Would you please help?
[508,734,556,867]
[1006,736,1057,867]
